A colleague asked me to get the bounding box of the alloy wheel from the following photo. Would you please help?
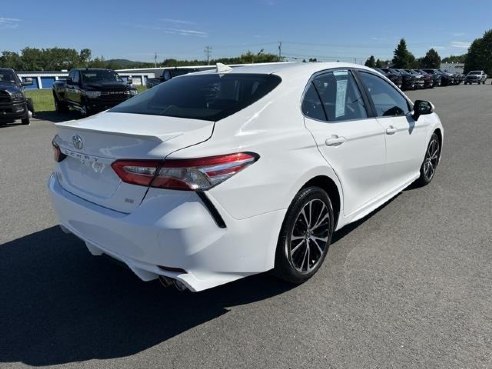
[289,199,331,273]
[423,137,440,182]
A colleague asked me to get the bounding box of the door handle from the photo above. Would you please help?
[325,135,346,147]
[386,126,397,135]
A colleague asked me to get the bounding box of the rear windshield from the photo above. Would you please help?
[81,70,122,83]
[110,73,281,121]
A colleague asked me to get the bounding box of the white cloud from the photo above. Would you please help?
[0,17,21,29]
[451,41,471,49]
[164,28,208,38]
[161,18,195,26]
[133,24,207,38]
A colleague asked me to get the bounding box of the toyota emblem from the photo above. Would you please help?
[72,135,84,150]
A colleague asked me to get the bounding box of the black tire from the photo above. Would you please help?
[21,116,30,125]
[26,98,34,116]
[54,93,68,113]
[274,187,334,284]
[415,133,441,187]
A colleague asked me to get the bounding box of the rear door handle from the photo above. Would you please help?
[325,135,346,147]
[386,126,397,135]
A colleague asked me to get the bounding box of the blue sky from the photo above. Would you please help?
[1,0,490,63]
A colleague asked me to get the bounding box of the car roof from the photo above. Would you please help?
[196,62,375,80]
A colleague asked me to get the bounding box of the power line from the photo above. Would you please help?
[204,46,212,64]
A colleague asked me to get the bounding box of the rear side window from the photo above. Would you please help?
[302,70,368,122]
[110,73,281,121]
[358,72,411,117]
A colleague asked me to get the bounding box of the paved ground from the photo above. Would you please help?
[0,85,491,368]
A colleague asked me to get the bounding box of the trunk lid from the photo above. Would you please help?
[54,112,214,213]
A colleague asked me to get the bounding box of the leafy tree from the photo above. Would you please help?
[79,48,92,66]
[420,48,441,68]
[364,55,376,68]
[442,54,466,63]
[464,29,492,74]
[0,51,23,70]
[392,39,416,68]
[375,59,384,68]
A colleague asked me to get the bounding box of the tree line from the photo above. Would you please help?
[364,39,443,69]
[364,30,492,74]
[2,30,491,74]
[0,47,281,71]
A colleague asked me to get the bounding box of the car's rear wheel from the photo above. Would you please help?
[274,187,334,284]
[415,133,441,186]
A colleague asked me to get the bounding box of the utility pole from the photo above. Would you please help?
[278,41,282,61]
[154,52,157,68]
[204,46,212,65]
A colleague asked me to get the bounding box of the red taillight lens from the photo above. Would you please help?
[112,152,259,191]
[111,160,161,187]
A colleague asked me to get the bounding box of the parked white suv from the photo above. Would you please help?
[464,70,487,84]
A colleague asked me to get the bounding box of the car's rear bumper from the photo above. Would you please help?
[48,173,284,291]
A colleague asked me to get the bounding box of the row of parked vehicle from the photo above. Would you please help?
[374,68,488,90]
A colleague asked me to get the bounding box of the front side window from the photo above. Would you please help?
[0,70,18,84]
[110,73,281,122]
[358,72,411,117]
[72,71,80,84]
[302,70,368,122]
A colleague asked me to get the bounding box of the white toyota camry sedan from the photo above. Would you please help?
[49,62,443,292]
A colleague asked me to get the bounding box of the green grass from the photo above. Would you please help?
[25,85,148,113]
[25,89,55,112]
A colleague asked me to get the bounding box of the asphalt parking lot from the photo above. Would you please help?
[0,85,491,368]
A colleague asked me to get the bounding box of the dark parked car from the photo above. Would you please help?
[438,70,455,85]
[453,73,465,85]
[375,68,403,89]
[419,69,442,87]
[423,69,453,86]
[390,69,418,90]
[52,68,138,115]
[409,69,432,88]
[0,68,33,125]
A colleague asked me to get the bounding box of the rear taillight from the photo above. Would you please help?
[52,137,66,163]
[112,152,259,191]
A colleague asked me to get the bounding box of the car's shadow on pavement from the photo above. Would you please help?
[0,226,293,367]
[34,111,80,123]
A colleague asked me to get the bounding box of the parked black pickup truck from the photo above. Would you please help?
[0,68,33,125]
[52,68,137,115]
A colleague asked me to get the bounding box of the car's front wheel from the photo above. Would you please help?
[415,133,441,186]
[274,187,334,284]
[54,94,68,113]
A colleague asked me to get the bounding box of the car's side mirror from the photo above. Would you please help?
[413,100,434,121]
[66,77,74,85]
[22,78,33,86]
[126,77,133,84]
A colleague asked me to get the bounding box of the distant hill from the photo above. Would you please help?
[104,59,155,69]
